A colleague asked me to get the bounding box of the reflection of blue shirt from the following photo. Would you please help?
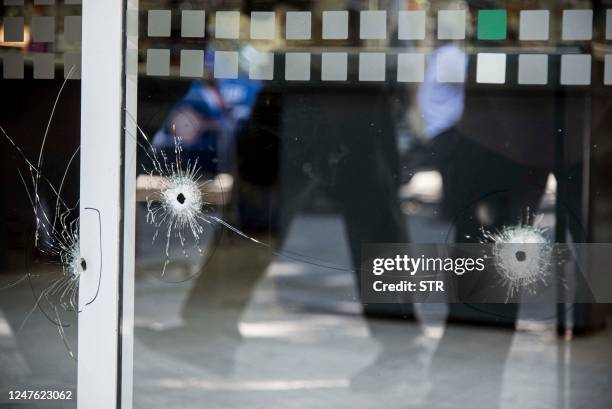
[218,78,262,125]
[417,44,467,138]
[152,77,262,174]
[152,81,225,150]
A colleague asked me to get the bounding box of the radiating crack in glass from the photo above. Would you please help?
[144,131,212,276]
[125,113,356,278]
[1,126,83,358]
[481,211,553,301]
[0,69,101,359]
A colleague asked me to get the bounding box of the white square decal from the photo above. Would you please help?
[249,51,274,80]
[250,12,275,39]
[477,53,506,84]
[216,11,240,39]
[359,53,386,81]
[398,11,425,40]
[437,10,465,40]
[321,53,347,81]
[360,11,386,39]
[214,51,239,78]
[322,11,348,39]
[397,53,424,83]
[286,11,311,40]
[285,53,310,81]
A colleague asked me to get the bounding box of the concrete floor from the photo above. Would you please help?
[131,213,612,409]
[0,271,78,409]
[0,210,611,408]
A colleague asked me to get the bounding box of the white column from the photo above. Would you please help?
[78,0,125,408]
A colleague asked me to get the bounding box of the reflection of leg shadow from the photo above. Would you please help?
[136,232,276,375]
[0,276,78,392]
[421,324,515,409]
[350,304,447,403]
[420,135,540,407]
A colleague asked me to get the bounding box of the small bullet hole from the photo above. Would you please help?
[80,258,87,271]
[177,193,186,204]
[515,251,526,262]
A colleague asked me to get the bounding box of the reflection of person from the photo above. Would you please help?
[175,9,410,377]
[415,8,513,408]
[150,75,262,175]
[417,43,467,219]
[151,80,228,174]
[139,43,271,369]
[274,86,417,392]
[419,5,588,406]
[418,44,467,140]
[277,86,410,316]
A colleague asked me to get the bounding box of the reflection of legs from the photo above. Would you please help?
[309,89,420,389]
[144,229,279,374]
[562,164,585,243]
[555,164,598,325]
[447,136,548,309]
[341,173,416,387]
[339,170,410,316]
[181,87,283,339]
[422,325,515,409]
[279,89,419,391]
[181,231,277,334]
[428,136,549,408]
[431,128,461,220]
[279,88,409,296]
[343,165,420,391]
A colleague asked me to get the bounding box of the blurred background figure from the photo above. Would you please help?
[416,40,467,220]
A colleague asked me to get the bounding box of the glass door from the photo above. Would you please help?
[1,1,81,408]
[120,1,612,408]
[3,0,606,408]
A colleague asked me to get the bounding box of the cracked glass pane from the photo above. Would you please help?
[3,1,612,408]
[1,3,83,405]
[127,1,612,409]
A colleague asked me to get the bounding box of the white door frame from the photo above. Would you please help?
[78,0,136,408]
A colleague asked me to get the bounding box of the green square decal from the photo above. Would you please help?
[478,9,507,40]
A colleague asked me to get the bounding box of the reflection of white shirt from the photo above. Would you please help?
[417,44,468,139]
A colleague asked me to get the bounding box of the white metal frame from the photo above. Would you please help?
[78,0,134,408]
[121,0,139,407]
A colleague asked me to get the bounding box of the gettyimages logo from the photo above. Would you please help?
[368,254,486,296]
[362,242,609,304]
[371,254,486,276]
